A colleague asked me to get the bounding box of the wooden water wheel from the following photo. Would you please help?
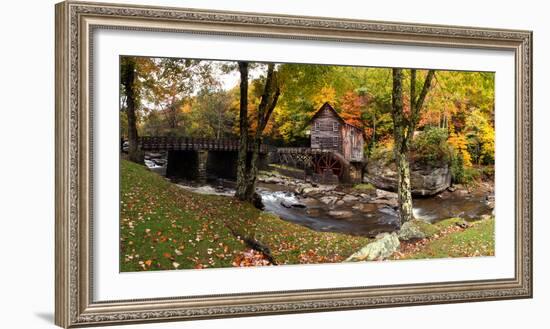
[313,152,343,177]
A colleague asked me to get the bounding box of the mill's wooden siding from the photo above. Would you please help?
[310,105,342,153]
[310,103,365,163]
[341,123,364,162]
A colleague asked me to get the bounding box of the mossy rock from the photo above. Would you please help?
[353,183,376,191]
[345,233,400,261]
[398,220,425,240]
[398,219,439,240]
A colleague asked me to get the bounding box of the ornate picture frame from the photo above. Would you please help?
[55,1,532,327]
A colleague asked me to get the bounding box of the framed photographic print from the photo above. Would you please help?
[55,1,532,327]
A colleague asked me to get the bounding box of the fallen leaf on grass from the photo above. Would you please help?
[232,249,272,267]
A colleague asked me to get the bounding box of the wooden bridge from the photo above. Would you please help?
[138,136,269,153]
[137,136,270,183]
[135,135,362,184]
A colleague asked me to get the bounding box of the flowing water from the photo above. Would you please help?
[174,179,493,238]
[258,188,400,237]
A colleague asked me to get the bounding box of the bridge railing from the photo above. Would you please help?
[138,136,268,153]
[277,147,341,156]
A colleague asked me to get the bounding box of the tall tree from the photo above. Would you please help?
[272,64,335,143]
[244,64,281,201]
[391,68,435,224]
[192,89,233,138]
[235,62,250,200]
[141,58,213,136]
[234,63,281,203]
[120,57,142,163]
[339,91,364,128]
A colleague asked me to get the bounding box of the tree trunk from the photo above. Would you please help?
[235,62,249,200]
[390,68,435,225]
[244,136,262,200]
[391,68,414,224]
[121,58,142,163]
[395,151,414,222]
[244,64,280,202]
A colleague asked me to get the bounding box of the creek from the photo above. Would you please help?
[174,179,493,238]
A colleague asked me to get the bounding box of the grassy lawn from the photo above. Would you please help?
[391,217,495,260]
[120,160,370,271]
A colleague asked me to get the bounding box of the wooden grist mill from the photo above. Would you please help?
[277,102,366,184]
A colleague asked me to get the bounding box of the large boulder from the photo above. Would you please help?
[366,158,451,196]
[319,196,339,205]
[398,220,426,240]
[301,186,320,195]
[345,233,400,261]
[371,198,398,208]
[398,219,438,241]
[375,189,398,199]
[342,194,360,202]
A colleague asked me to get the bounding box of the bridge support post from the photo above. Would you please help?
[197,150,208,184]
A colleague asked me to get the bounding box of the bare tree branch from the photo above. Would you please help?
[257,64,275,120]
[416,70,436,113]
[406,69,435,142]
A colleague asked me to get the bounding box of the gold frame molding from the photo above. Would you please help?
[55,1,533,327]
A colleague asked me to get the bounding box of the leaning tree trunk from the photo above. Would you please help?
[121,58,142,164]
[244,64,280,204]
[235,62,249,201]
